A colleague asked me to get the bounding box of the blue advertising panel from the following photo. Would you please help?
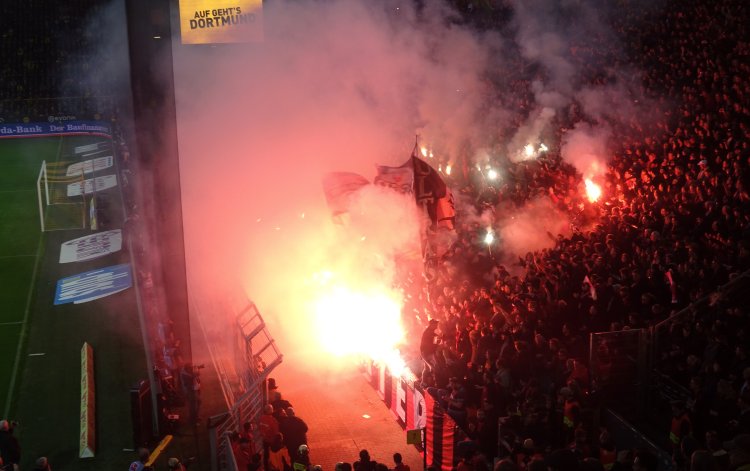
[0,121,111,138]
[54,263,132,305]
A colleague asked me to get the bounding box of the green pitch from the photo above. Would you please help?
[0,137,56,413]
[0,135,147,470]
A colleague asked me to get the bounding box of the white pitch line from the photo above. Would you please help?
[0,321,23,326]
[3,227,44,417]
[28,353,45,357]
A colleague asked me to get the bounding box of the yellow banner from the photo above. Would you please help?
[178,0,263,44]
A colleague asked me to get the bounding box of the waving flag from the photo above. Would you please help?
[412,154,455,231]
[322,172,370,217]
[375,149,455,231]
[374,161,414,194]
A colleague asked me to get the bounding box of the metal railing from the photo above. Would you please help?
[589,328,648,420]
[651,269,750,368]
[191,286,282,471]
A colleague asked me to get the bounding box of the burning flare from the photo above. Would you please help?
[484,227,495,245]
[311,272,407,375]
[584,178,602,202]
[524,144,535,158]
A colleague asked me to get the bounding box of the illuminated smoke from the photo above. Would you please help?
[561,122,611,181]
[170,0,506,373]
[495,197,572,261]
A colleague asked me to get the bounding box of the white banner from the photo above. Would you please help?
[413,388,426,430]
[67,174,117,197]
[66,156,113,176]
[59,230,122,264]
[74,141,109,155]
[396,376,407,423]
[378,365,387,400]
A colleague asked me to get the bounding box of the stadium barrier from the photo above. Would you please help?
[601,408,673,471]
[651,269,750,370]
[196,287,283,471]
[589,328,648,421]
[80,342,96,458]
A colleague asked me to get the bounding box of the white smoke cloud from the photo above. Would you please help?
[169,0,659,374]
[171,0,501,369]
[561,121,612,179]
[494,197,572,267]
[508,0,650,177]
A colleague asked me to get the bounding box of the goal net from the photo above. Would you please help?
[36,160,87,231]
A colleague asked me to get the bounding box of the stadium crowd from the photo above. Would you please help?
[2,0,750,469]
[399,0,750,470]
[0,0,119,123]
[217,0,750,470]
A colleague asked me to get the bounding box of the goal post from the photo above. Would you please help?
[37,160,46,231]
[36,160,87,232]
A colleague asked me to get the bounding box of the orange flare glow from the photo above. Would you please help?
[312,280,406,375]
[584,178,602,202]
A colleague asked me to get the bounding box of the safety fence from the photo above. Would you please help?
[589,328,649,421]
[601,408,673,471]
[652,269,750,371]
[190,286,283,471]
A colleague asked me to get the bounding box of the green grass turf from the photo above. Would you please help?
[0,137,54,411]
[0,134,147,470]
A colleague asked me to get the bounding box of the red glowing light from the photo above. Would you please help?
[311,275,407,375]
[584,179,601,202]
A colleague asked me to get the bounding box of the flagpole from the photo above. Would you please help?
[411,134,431,273]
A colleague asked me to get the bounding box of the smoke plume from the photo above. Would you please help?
[172,0,500,370]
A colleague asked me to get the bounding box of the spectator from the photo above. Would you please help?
[631,450,658,471]
[32,457,50,471]
[392,453,409,471]
[420,319,440,372]
[268,433,291,471]
[167,457,187,471]
[690,450,718,471]
[294,445,311,471]
[129,447,151,471]
[271,392,293,420]
[234,437,255,471]
[178,363,200,425]
[0,421,20,469]
[261,405,280,469]
[354,450,377,471]
[282,408,309,462]
[724,434,750,471]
